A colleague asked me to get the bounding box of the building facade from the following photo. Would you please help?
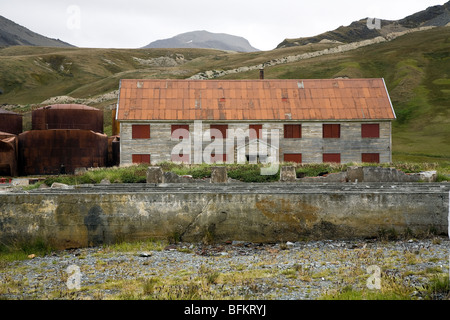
[116,79,396,165]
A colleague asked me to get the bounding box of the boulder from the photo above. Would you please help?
[210,166,228,183]
[146,166,164,184]
[280,166,296,182]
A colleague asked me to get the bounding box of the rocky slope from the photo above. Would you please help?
[0,15,73,47]
[276,1,450,48]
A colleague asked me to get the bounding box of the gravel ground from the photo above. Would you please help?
[1,237,449,300]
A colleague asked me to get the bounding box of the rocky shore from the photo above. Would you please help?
[1,237,449,300]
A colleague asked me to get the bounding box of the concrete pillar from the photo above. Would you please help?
[146,166,164,184]
[280,166,296,182]
[211,166,227,183]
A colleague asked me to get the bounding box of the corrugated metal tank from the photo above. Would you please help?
[18,130,108,175]
[32,104,104,133]
[0,132,18,177]
[0,109,23,135]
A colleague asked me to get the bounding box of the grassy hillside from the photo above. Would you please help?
[0,27,449,164]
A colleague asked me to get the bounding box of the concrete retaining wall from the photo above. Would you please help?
[0,183,448,249]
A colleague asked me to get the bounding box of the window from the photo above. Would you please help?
[323,153,341,163]
[132,154,151,164]
[249,124,262,140]
[132,125,150,139]
[171,124,189,139]
[210,153,227,163]
[361,124,380,138]
[284,124,301,138]
[362,153,380,163]
[283,153,302,163]
[323,124,340,138]
[210,124,228,139]
[171,153,190,163]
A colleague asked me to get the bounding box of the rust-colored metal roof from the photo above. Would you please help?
[116,79,396,121]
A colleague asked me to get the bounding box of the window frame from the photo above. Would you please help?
[283,124,302,139]
[131,124,150,139]
[171,124,190,140]
[323,153,341,163]
[323,124,340,138]
[249,124,263,140]
[283,153,302,163]
[132,154,151,164]
[361,123,380,138]
[362,153,380,163]
[210,124,228,139]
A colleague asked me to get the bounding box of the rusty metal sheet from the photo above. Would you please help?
[0,136,18,176]
[32,104,103,133]
[117,79,395,122]
[0,110,23,135]
[18,130,108,176]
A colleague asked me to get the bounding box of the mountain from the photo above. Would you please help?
[142,30,259,52]
[0,15,74,47]
[276,1,450,48]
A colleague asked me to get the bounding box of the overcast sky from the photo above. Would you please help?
[1,0,447,50]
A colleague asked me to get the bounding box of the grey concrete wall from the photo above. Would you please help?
[0,183,448,249]
[120,121,392,165]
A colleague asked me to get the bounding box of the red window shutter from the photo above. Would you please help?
[249,124,262,139]
[210,153,227,163]
[171,153,190,163]
[171,124,189,139]
[283,153,302,163]
[361,124,380,138]
[284,124,301,138]
[362,153,380,163]
[210,125,228,139]
[132,125,150,139]
[284,124,292,138]
[323,153,341,163]
[132,154,151,164]
[323,124,340,138]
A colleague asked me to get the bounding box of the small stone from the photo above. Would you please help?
[286,241,295,247]
[139,252,152,257]
[164,244,177,251]
[51,182,72,189]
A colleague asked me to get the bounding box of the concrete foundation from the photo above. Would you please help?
[0,183,448,249]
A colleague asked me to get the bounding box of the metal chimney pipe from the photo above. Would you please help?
[259,68,264,80]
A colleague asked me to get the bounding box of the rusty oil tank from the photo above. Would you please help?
[0,109,23,135]
[32,104,104,133]
[18,129,108,175]
[0,131,18,177]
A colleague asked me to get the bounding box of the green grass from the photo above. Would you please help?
[0,238,55,263]
[22,161,450,190]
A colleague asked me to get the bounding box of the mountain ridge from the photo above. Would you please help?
[276,1,450,48]
[142,30,259,52]
[0,15,74,48]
